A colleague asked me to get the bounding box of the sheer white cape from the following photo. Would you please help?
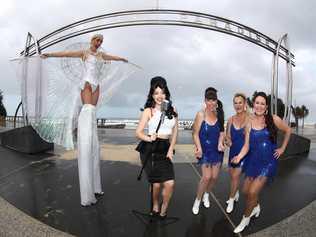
[11,55,139,150]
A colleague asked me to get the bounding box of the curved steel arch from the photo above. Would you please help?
[22,9,294,65]
[20,9,295,123]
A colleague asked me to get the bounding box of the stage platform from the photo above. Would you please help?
[0,128,315,237]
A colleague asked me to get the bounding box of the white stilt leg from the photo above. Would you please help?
[92,107,102,194]
[78,104,97,206]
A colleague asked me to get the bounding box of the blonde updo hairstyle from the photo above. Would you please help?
[90,34,103,43]
[233,92,249,114]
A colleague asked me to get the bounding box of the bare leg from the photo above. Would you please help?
[244,177,267,216]
[152,183,161,212]
[206,164,221,193]
[234,177,266,233]
[229,167,242,198]
[81,82,93,104]
[160,180,175,215]
[92,85,100,106]
[242,177,252,196]
[196,165,212,200]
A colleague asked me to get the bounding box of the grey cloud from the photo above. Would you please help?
[0,0,315,122]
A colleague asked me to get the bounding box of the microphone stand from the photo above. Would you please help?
[136,115,163,181]
[133,113,164,224]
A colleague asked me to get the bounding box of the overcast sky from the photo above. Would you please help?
[1,0,315,122]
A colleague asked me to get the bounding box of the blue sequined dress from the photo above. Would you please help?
[198,120,224,166]
[228,124,247,168]
[244,128,278,180]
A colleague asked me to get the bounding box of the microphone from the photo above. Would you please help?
[154,100,170,134]
[161,100,169,112]
[160,100,170,124]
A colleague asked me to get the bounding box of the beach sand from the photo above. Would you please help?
[57,144,195,163]
[55,143,230,167]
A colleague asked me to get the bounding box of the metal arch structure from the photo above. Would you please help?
[271,34,293,124]
[20,9,295,122]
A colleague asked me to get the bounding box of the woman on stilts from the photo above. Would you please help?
[41,34,129,206]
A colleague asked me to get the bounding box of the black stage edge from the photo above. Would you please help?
[0,126,53,154]
[278,132,311,158]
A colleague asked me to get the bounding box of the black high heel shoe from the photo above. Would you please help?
[95,192,104,198]
[151,210,160,218]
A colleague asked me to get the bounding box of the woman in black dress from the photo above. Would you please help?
[136,76,178,218]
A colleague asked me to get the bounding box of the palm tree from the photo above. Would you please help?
[291,105,301,132]
[267,95,285,119]
[291,105,310,132]
[0,90,7,127]
[301,105,309,129]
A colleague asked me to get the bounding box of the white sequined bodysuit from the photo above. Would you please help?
[80,53,103,91]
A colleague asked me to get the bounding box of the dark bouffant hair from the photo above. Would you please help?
[144,76,177,118]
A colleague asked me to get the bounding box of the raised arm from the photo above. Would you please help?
[192,111,204,158]
[135,108,152,142]
[273,115,292,159]
[167,108,178,160]
[41,50,85,58]
[101,52,128,62]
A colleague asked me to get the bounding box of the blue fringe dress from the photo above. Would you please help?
[228,124,247,168]
[198,120,224,166]
[243,128,278,181]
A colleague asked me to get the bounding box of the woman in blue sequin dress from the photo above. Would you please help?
[225,93,249,213]
[192,87,225,215]
[232,92,291,233]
